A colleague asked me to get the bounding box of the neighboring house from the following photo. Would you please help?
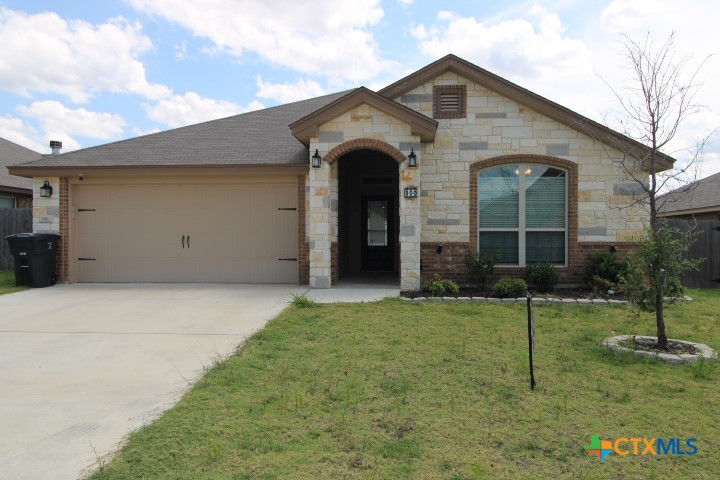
[9,55,674,289]
[658,172,720,220]
[0,138,38,209]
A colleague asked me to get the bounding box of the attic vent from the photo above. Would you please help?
[433,85,466,119]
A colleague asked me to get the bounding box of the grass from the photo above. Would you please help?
[0,269,28,296]
[90,289,720,479]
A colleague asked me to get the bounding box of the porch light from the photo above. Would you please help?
[408,149,417,168]
[39,180,53,198]
[311,149,322,168]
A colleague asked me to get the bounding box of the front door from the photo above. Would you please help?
[361,196,394,271]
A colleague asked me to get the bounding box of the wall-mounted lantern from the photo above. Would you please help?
[39,180,53,198]
[311,149,322,168]
[408,148,417,168]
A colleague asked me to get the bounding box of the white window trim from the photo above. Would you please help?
[477,163,568,267]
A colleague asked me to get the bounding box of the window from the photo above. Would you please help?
[0,196,16,208]
[478,164,567,265]
[433,85,466,119]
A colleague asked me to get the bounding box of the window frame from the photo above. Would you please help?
[433,85,466,119]
[477,163,568,267]
[0,195,17,208]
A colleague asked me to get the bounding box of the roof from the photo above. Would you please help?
[658,171,720,216]
[290,87,438,144]
[10,54,676,175]
[11,91,350,173]
[380,54,675,171]
[0,138,38,191]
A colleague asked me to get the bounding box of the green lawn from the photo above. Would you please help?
[91,290,719,480]
[0,269,28,296]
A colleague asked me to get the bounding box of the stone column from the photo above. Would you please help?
[33,177,60,233]
[399,149,422,290]
[308,152,332,288]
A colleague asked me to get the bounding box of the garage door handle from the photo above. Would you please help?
[278,258,297,261]
[181,235,185,248]
[78,258,96,261]
[187,235,190,248]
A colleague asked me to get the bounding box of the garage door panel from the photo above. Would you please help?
[75,181,297,283]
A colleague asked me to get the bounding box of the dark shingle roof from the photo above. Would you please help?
[658,171,720,214]
[16,91,351,169]
[0,138,39,189]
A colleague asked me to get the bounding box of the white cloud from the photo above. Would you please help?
[0,7,170,103]
[174,41,188,61]
[0,116,46,153]
[256,77,327,103]
[18,101,127,140]
[600,0,672,33]
[398,0,413,6]
[128,0,392,82]
[143,92,264,128]
[17,100,126,152]
[414,6,590,78]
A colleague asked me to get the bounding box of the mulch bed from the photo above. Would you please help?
[622,336,698,355]
[401,287,626,301]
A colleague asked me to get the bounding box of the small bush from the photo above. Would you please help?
[493,278,527,298]
[462,251,499,288]
[584,251,628,286]
[525,262,560,293]
[291,294,319,308]
[423,274,460,296]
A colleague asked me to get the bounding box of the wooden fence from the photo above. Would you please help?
[0,208,33,270]
[667,219,720,288]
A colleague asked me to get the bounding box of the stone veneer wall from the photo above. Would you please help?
[33,177,60,233]
[308,111,423,290]
[393,72,648,286]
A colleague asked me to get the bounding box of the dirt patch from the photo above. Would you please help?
[621,336,698,355]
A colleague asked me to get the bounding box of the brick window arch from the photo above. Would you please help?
[470,155,578,268]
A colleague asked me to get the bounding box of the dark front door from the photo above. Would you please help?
[361,196,394,271]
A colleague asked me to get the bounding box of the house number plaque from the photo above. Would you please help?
[404,186,418,198]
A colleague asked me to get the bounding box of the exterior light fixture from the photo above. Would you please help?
[39,180,53,198]
[311,149,322,168]
[408,148,417,168]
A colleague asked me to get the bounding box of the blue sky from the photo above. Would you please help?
[1,0,718,178]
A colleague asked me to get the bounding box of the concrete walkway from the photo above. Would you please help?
[0,283,399,480]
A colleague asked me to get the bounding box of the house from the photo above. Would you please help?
[0,138,38,209]
[658,171,720,220]
[8,55,673,289]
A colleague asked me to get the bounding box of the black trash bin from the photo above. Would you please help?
[4,233,61,287]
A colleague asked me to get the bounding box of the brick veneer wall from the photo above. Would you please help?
[419,241,637,288]
[16,195,32,209]
[297,174,309,285]
[420,242,470,284]
[58,177,69,283]
[331,242,339,285]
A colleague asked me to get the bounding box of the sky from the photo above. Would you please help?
[1,0,718,179]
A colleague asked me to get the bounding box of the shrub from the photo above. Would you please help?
[423,274,460,297]
[525,262,560,293]
[493,278,527,298]
[584,251,628,286]
[291,294,319,308]
[462,251,499,288]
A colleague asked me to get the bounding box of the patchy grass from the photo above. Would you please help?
[90,289,720,479]
[0,269,28,296]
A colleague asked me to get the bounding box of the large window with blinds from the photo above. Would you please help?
[478,164,567,266]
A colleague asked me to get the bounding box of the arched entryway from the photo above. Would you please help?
[337,150,400,283]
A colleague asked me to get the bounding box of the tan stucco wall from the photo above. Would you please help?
[395,72,648,244]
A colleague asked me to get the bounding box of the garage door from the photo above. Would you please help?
[74,180,298,283]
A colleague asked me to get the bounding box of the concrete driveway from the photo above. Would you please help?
[0,283,307,480]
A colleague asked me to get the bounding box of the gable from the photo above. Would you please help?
[290,87,437,145]
[380,54,674,171]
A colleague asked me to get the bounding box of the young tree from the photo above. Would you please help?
[595,32,713,349]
